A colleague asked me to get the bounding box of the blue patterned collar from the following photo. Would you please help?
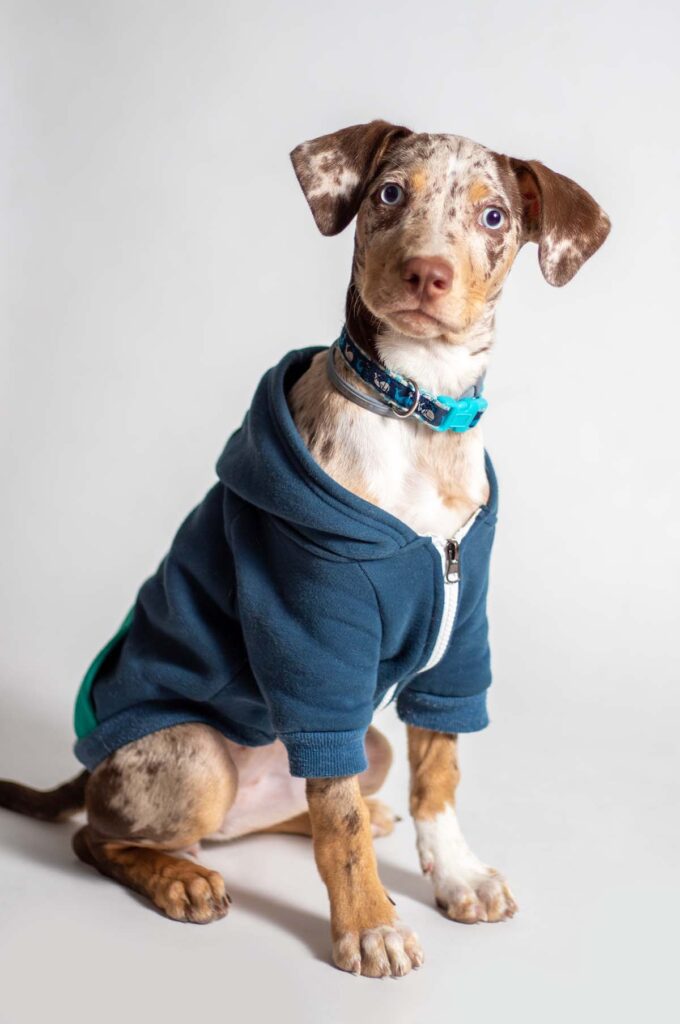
[326,328,487,433]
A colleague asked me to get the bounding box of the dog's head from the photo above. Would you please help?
[291,121,610,343]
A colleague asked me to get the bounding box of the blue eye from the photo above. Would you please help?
[379,183,404,206]
[480,206,505,229]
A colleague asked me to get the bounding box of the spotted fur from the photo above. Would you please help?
[0,120,609,979]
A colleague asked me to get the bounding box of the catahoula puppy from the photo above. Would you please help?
[0,121,609,978]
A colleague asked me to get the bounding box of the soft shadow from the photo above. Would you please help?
[0,688,85,873]
[377,858,433,907]
[228,882,330,961]
[1,811,330,960]
[0,811,83,877]
[101,876,331,961]
[0,685,77,781]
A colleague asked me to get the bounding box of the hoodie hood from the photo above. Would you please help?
[216,346,424,561]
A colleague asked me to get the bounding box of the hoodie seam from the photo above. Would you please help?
[356,561,384,653]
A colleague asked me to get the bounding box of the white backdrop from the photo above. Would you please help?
[1,2,678,1023]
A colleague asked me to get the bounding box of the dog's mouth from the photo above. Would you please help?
[386,307,454,336]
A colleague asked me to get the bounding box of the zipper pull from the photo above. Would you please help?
[444,539,460,583]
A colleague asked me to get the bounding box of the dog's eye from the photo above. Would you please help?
[480,206,505,229]
[379,183,404,206]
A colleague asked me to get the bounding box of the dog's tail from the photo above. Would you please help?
[0,770,89,821]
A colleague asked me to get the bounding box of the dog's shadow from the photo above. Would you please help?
[378,859,432,906]
[0,689,85,872]
[226,877,330,960]
[0,696,430,958]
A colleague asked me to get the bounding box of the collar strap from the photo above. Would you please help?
[327,328,487,433]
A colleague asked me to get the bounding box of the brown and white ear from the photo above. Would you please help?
[509,158,611,286]
[290,120,412,236]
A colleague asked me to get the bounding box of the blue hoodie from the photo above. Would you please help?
[74,344,498,778]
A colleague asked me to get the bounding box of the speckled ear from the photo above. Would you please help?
[290,120,412,236]
[509,158,611,286]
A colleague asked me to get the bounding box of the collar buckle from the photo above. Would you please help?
[433,394,488,433]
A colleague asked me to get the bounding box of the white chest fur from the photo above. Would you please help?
[349,409,488,537]
[289,326,494,539]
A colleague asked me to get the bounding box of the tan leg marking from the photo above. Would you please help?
[259,797,398,838]
[407,725,517,924]
[307,775,423,977]
[74,724,237,924]
[407,723,460,820]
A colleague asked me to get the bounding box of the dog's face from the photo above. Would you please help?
[291,122,610,343]
[354,133,522,339]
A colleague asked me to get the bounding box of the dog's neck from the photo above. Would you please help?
[287,282,495,537]
[345,283,495,401]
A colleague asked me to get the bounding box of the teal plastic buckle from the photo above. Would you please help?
[434,395,488,432]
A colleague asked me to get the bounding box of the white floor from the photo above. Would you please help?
[1,684,676,1024]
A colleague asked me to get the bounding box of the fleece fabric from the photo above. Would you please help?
[73,344,498,778]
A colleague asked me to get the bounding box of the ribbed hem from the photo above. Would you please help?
[396,688,489,733]
[280,728,368,778]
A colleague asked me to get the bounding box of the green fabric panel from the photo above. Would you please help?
[73,609,134,739]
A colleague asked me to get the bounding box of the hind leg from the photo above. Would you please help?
[73,723,237,923]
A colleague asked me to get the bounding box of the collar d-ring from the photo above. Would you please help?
[390,381,420,418]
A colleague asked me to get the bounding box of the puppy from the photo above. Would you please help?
[0,121,609,978]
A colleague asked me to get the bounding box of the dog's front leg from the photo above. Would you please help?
[306,775,423,977]
[407,725,518,923]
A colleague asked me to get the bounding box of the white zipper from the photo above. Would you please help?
[376,506,482,710]
[419,507,482,674]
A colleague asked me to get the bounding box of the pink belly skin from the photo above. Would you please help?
[206,739,308,841]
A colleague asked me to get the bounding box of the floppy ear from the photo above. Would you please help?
[508,158,611,286]
[290,120,412,236]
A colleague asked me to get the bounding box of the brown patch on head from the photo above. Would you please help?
[290,120,412,236]
[410,169,427,192]
[467,179,492,205]
[407,725,460,820]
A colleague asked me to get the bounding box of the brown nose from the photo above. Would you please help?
[400,257,453,301]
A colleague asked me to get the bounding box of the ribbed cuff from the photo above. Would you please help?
[396,688,489,733]
[280,728,368,778]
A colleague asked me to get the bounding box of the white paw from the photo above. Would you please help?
[416,806,518,924]
[432,866,517,923]
[333,922,424,978]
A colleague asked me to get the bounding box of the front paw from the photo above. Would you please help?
[433,867,517,923]
[416,808,518,923]
[333,922,424,978]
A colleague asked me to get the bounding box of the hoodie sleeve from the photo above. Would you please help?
[231,513,382,778]
[396,518,495,735]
